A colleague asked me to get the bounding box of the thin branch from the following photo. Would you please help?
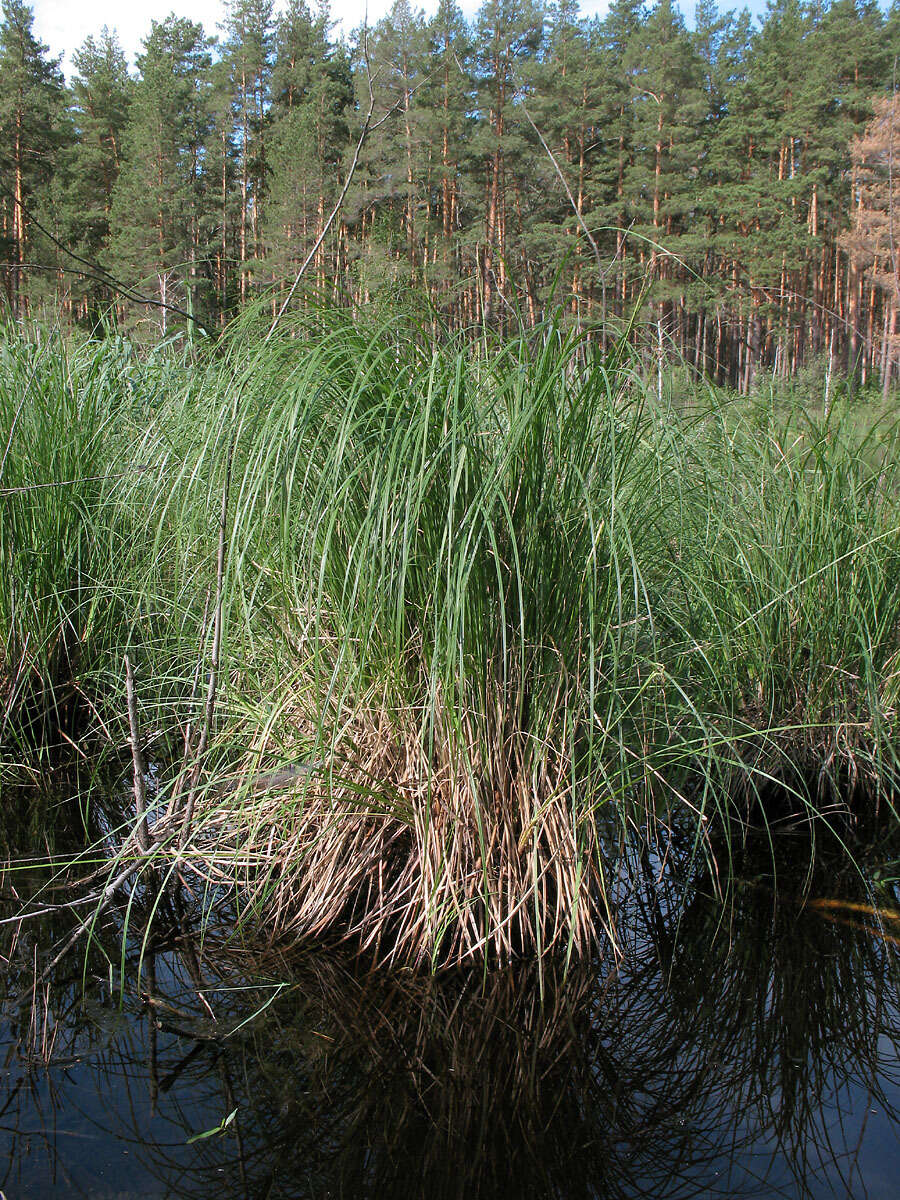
[889,58,899,307]
[125,655,150,853]
[0,176,215,336]
[0,465,149,497]
[26,856,149,999]
[167,588,211,821]
[179,442,233,849]
[522,105,606,283]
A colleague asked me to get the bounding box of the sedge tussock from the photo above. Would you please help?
[183,698,609,968]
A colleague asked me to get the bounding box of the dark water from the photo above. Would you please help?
[1,840,898,1199]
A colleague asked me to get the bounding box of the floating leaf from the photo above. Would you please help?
[187,1108,237,1144]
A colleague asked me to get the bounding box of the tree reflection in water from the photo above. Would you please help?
[0,839,897,1199]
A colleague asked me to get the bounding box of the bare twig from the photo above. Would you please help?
[24,856,149,999]
[166,588,211,821]
[889,58,899,308]
[0,465,149,497]
[0,891,106,925]
[125,654,150,853]
[522,105,606,284]
[179,444,233,848]
[0,172,215,336]
[887,59,899,398]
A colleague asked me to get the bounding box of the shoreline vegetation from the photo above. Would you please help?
[2,309,900,968]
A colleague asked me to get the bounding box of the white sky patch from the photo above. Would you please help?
[32,0,777,73]
[32,0,497,74]
[35,0,225,68]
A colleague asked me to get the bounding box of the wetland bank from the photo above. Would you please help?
[2,311,900,960]
[1,311,899,1194]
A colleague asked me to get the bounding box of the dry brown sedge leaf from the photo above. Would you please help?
[808,898,900,923]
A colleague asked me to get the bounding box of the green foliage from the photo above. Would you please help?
[0,327,137,752]
[63,30,132,317]
[2,0,900,387]
[0,0,66,312]
[263,1,351,287]
[2,313,900,961]
[107,16,213,330]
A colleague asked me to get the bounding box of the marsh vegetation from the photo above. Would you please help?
[1,312,899,967]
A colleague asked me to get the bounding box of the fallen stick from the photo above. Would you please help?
[22,853,151,1002]
[179,444,233,849]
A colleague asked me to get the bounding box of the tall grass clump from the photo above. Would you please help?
[678,395,900,816]
[176,314,900,964]
[0,328,143,758]
[4,310,900,967]
[184,313,708,966]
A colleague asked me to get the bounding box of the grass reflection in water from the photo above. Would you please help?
[0,837,897,1199]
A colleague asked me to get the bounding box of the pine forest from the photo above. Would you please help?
[2,0,900,391]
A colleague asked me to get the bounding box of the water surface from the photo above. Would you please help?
[1,839,898,1198]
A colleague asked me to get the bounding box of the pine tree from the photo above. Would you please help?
[591,0,646,318]
[221,0,275,302]
[623,0,706,320]
[205,55,240,325]
[522,1,603,325]
[354,0,430,293]
[108,16,213,333]
[813,0,892,368]
[689,0,751,371]
[264,0,350,301]
[0,0,65,315]
[421,0,474,315]
[0,0,896,377]
[63,28,131,318]
[841,92,900,397]
[472,0,543,325]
